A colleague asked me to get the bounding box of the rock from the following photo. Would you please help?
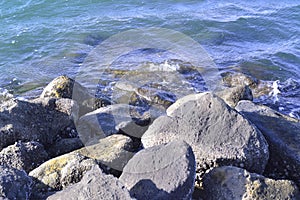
[236,100,300,187]
[47,165,132,200]
[47,138,84,158]
[200,166,300,200]
[222,72,272,98]
[0,141,48,173]
[216,85,253,107]
[0,165,32,200]
[119,140,196,200]
[40,75,109,116]
[29,152,98,194]
[142,93,269,184]
[0,98,78,150]
[76,134,134,172]
[76,104,151,146]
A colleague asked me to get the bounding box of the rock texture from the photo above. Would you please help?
[201,166,300,200]
[77,104,150,145]
[216,85,253,107]
[236,100,300,187]
[29,152,98,194]
[0,98,78,150]
[0,165,32,200]
[40,75,108,116]
[47,138,84,157]
[76,134,134,172]
[120,140,196,200]
[47,165,133,200]
[142,93,269,182]
[0,141,48,173]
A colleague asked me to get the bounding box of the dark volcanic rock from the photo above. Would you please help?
[120,140,196,200]
[77,104,151,145]
[47,138,84,158]
[0,98,78,150]
[0,141,48,173]
[0,165,32,200]
[201,166,300,200]
[236,100,300,187]
[142,93,269,185]
[47,165,132,200]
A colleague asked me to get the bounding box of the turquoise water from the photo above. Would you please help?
[0,0,299,117]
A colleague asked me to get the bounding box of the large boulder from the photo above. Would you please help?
[29,152,98,195]
[119,140,196,200]
[0,141,48,173]
[236,100,300,187]
[0,165,32,200]
[76,134,134,173]
[142,93,269,184]
[77,104,151,146]
[200,166,300,200]
[0,98,78,150]
[47,165,133,200]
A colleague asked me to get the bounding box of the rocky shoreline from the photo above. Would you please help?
[0,74,299,200]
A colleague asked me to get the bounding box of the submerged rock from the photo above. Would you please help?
[47,165,132,200]
[77,104,151,145]
[201,166,300,200]
[120,140,196,200]
[236,100,300,187]
[0,165,32,200]
[142,93,269,185]
[0,141,48,173]
[0,98,78,150]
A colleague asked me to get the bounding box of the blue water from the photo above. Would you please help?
[0,0,299,117]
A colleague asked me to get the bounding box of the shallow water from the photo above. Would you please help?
[0,0,299,118]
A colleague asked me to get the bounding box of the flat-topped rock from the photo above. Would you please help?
[142,93,269,184]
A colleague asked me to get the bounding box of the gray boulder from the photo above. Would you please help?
[142,93,269,183]
[0,165,32,200]
[201,166,300,200]
[0,141,48,173]
[47,138,84,157]
[0,98,78,150]
[29,152,98,194]
[216,85,253,107]
[47,165,133,200]
[236,100,300,187]
[77,104,150,146]
[120,140,196,200]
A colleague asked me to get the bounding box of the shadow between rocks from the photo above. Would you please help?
[130,179,169,200]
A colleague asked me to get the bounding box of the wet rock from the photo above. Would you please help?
[76,104,151,146]
[76,134,134,172]
[0,141,48,173]
[47,138,84,158]
[201,166,300,200]
[0,165,32,200]
[29,152,98,194]
[216,85,253,107]
[40,75,109,116]
[47,165,132,200]
[222,72,272,98]
[0,98,78,150]
[120,140,196,200]
[236,100,300,187]
[142,93,269,185]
